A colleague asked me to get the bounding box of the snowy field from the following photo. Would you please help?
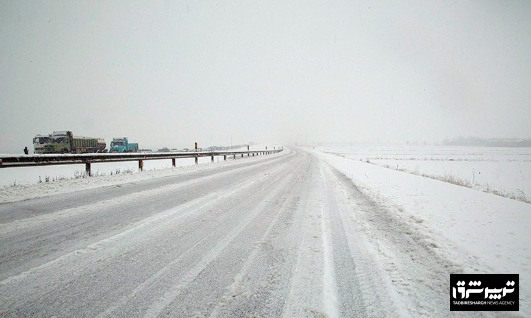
[315,146,531,315]
[319,146,531,203]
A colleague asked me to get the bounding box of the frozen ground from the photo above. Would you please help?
[320,145,531,202]
[0,146,528,316]
[315,146,530,315]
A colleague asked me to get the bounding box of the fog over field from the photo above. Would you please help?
[1,0,531,153]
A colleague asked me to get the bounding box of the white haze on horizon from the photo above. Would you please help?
[1,0,531,153]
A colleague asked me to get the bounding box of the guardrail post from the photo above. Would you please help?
[85,162,91,176]
[172,158,176,167]
[139,159,144,171]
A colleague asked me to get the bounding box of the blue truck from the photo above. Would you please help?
[109,137,139,153]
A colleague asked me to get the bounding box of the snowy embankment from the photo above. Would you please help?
[0,146,286,204]
[315,149,531,314]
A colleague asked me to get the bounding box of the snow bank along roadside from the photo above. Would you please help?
[0,149,288,205]
[316,150,531,315]
[0,144,283,188]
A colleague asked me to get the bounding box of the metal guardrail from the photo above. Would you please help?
[0,148,283,176]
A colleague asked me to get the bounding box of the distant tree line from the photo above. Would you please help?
[443,137,531,147]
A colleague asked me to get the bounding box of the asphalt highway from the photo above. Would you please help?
[0,148,499,317]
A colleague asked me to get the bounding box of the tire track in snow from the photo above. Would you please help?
[0,175,252,288]
[320,199,340,318]
[207,165,306,318]
[320,162,366,317]
[96,155,303,317]
[281,157,341,318]
[322,161,500,317]
[320,161,403,317]
[0,154,300,315]
[201,152,315,318]
[142,160,299,318]
[0,151,296,283]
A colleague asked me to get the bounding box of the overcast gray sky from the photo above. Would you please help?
[1,0,530,153]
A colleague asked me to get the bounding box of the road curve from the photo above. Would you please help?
[0,148,497,317]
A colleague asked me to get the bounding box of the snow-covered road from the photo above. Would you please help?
[0,148,517,317]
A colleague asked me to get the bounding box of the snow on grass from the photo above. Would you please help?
[321,145,531,203]
[315,148,531,315]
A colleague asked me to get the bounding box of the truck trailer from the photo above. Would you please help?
[109,137,139,153]
[33,131,106,154]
